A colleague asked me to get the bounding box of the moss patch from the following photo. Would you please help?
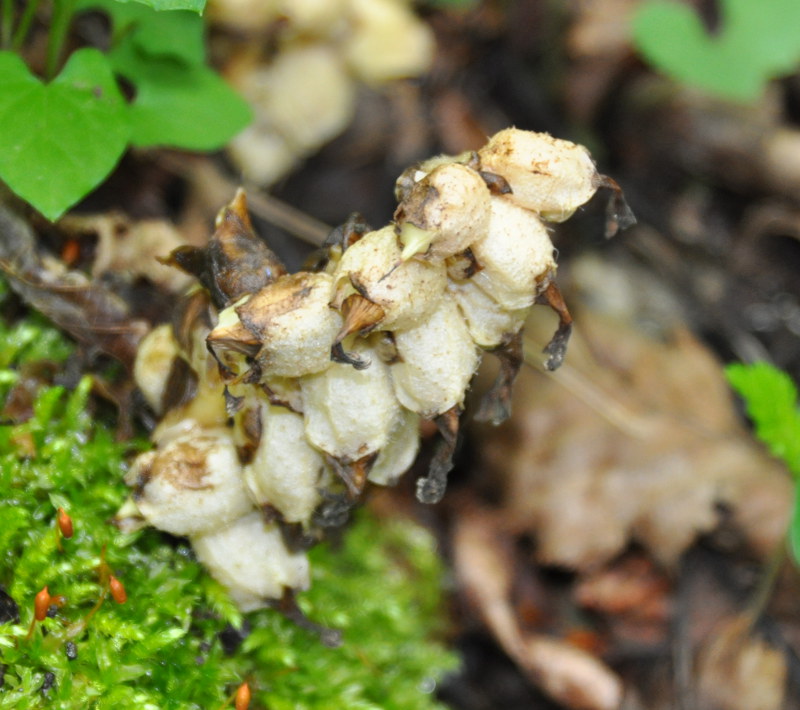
[0,284,457,709]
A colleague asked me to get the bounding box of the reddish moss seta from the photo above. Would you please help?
[235,682,251,710]
[34,586,51,621]
[57,507,74,539]
[109,575,127,604]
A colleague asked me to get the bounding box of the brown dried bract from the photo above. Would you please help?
[162,190,286,309]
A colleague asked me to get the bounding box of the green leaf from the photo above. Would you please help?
[790,483,800,565]
[632,0,800,101]
[725,361,800,476]
[109,42,251,150]
[0,49,129,221]
[104,0,206,13]
[81,0,206,66]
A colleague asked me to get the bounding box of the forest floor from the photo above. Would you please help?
[4,2,800,709]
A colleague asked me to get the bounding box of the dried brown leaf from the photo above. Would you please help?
[476,307,792,569]
[453,506,623,710]
[696,616,786,710]
[0,207,148,372]
[60,212,193,293]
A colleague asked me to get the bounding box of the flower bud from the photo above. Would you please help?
[301,340,400,461]
[192,513,310,611]
[391,296,480,418]
[126,429,253,537]
[368,408,420,486]
[478,128,600,221]
[470,197,556,311]
[209,272,342,379]
[394,151,474,202]
[241,398,328,525]
[344,0,435,86]
[228,44,356,186]
[448,278,527,349]
[133,324,181,415]
[331,226,446,333]
[395,162,491,259]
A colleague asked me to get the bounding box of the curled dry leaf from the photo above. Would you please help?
[59,212,194,293]
[573,552,671,647]
[0,207,148,372]
[452,505,623,710]
[476,303,793,569]
[696,616,786,710]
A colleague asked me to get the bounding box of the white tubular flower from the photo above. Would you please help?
[394,151,474,202]
[301,340,400,461]
[133,323,180,415]
[478,128,600,222]
[448,278,527,350]
[125,428,253,537]
[470,197,556,311]
[368,408,420,486]
[192,512,310,611]
[277,0,348,35]
[391,296,480,418]
[395,163,492,260]
[228,44,356,186]
[208,272,342,379]
[331,225,446,332]
[344,0,435,86]
[242,398,327,525]
[206,0,281,31]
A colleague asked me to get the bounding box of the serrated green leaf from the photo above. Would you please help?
[0,49,129,221]
[109,42,251,150]
[632,0,800,101]
[725,361,800,476]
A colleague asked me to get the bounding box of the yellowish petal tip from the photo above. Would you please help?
[399,222,434,260]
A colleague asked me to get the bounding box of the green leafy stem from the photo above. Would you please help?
[0,0,251,221]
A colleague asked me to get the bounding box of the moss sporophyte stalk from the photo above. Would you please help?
[0,127,633,708]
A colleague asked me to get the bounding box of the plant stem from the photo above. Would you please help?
[12,0,42,52]
[744,541,786,628]
[46,0,77,80]
[1,0,13,49]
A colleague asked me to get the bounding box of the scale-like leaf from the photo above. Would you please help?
[0,49,129,221]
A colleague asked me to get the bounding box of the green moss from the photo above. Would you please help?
[0,292,458,709]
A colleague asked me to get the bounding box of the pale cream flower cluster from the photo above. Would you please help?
[123,128,629,611]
